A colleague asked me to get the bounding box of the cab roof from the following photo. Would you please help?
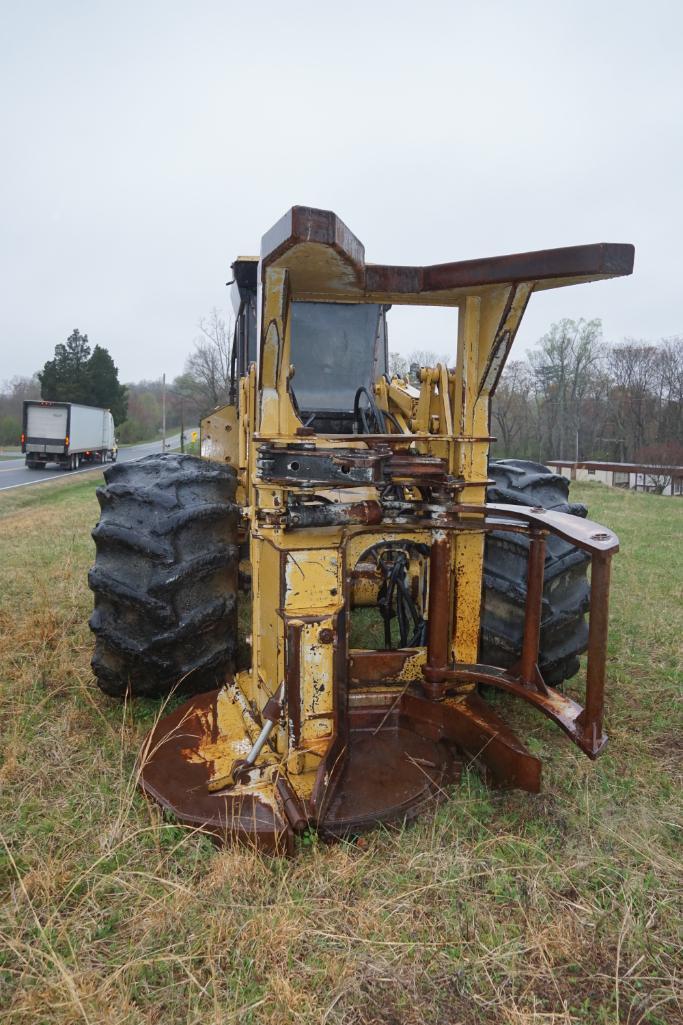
[258,205,634,306]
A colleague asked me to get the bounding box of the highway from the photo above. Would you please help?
[0,433,188,492]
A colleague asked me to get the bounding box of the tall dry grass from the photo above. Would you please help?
[0,476,681,1024]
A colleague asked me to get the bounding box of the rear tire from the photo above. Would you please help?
[89,454,239,698]
[482,459,590,685]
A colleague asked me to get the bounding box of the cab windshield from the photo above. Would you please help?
[289,302,387,414]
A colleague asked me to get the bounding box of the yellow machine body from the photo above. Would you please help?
[139,207,633,852]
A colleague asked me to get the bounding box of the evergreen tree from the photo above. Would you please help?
[37,330,128,424]
[39,329,92,403]
[88,345,128,424]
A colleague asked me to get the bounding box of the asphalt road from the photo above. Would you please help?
[0,433,188,492]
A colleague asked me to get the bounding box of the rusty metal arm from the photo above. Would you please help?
[422,505,617,759]
[261,207,635,301]
[478,503,619,555]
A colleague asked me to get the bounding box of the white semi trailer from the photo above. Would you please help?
[22,400,117,470]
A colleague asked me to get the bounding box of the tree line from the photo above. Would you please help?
[489,319,683,467]
[1,315,681,467]
[0,315,231,447]
[119,311,232,442]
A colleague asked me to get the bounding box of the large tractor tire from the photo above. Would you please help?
[482,459,590,685]
[89,454,239,698]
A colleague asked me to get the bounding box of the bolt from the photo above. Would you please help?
[318,628,334,644]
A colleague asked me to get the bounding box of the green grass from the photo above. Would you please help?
[0,479,681,1024]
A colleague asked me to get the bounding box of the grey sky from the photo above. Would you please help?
[1,0,680,386]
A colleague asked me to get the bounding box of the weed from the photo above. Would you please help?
[0,478,680,1024]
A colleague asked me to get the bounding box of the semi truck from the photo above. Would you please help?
[22,400,117,470]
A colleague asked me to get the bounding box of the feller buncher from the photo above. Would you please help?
[89,207,634,853]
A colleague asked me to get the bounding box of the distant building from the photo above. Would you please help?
[547,460,683,497]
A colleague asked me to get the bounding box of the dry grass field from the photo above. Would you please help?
[0,474,681,1024]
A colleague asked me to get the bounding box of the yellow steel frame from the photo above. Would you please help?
[201,275,533,800]
[197,207,632,817]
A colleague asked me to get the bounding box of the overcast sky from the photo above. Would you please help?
[1,0,681,385]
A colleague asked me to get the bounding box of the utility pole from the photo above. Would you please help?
[161,373,166,453]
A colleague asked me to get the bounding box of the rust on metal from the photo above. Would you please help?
[285,500,383,530]
[423,663,607,759]
[317,708,460,838]
[286,622,303,749]
[580,552,612,751]
[261,206,635,302]
[348,648,420,686]
[401,691,542,792]
[517,528,547,686]
[136,205,631,853]
[138,690,294,855]
[469,503,619,554]
[385,452,448,483]
[423,534,450,698]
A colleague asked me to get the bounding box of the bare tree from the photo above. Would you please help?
[388,352,409,378]
[655,336,683,446]
[529,318,604,459]
[407,349,450,376]
[607,342,659,459]
[489,327,682,467]
[387,349,451,384]
[491,361,534,456]
[0,375,41,444]
[183,309,233,414]
[175,313,681,468]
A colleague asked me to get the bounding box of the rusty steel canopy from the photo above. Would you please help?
[259,205,635,304]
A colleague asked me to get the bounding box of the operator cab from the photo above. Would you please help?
[288,300,388,433]
[230,258,389,434]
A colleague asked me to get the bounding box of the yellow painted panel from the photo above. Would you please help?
[200,404,239,466]
[284,550,340,613]
[300,619,335,746]
[251,538,283,710]
[453,531,484,671]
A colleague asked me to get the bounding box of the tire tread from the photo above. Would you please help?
[89,453,238,698]
[483,459,590,685]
